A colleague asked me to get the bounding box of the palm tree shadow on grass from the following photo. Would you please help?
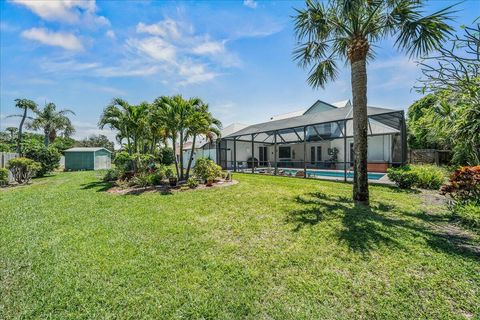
[80,181,114,192]
[287,191,479,260]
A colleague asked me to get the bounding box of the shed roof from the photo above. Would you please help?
[65,147,112,153]
[223,105,402,139]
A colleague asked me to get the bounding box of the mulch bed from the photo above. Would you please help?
[107,179,238,195]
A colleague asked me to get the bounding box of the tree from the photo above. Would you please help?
[416,23,480,165]
[28,102,75,146]
[76,134,114,151]
[293,0,454,204]
[5,127,18,143]
[184,101,221,179]
[99,98,133,154]
[8,99,37,155]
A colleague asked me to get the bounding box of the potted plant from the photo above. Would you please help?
[166,168,177,187]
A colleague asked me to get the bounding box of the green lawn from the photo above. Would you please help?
[1,172,479,319]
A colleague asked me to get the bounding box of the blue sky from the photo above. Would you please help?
[1,0,478,141]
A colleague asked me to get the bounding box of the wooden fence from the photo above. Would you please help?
[1,152,19,182]
[409,149,452,165]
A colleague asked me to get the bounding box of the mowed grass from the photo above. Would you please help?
[1,172,479,319]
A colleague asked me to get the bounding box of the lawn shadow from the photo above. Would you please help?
[287,191,479,260]
[80,181,114,192]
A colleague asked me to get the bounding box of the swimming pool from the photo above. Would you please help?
[282,169,385,180]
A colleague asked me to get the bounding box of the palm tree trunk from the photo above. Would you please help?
[17,108,27,155]
[185,135,196,179]
[351,58,369,205]
[179,131,184,180]
[172,136,180,179]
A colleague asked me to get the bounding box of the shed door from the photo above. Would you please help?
[96,155,110,170]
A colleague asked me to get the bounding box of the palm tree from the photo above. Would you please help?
[293,0,454,205]
[99,98,134,154]
[185,102,222,179]
[153,95,185,179]
[28,102,75,146]
[9,99,37,154]
[5,127,18,143]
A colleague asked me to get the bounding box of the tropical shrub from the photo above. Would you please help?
[7,157,41,184]
[103,168,120,182]
[411,165,445,190]
[193,158,222,182]
[165,168,175,178]
[440,166,480,202]
[23,145,61,177]
[186,177,199,189]
[160,147,175,165]
[130,172,149,188]
[146,172,164,186]
[114,151,134,172]
[452,201,480,229]
[387,166,418,189]
[0,168,9,186]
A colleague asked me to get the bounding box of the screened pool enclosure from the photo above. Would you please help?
[217,105,406,181]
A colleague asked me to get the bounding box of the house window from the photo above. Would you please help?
[279,146,291,159]
[317,146,322,162]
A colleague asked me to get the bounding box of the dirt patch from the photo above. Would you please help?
[419,190,480,256]
[107,179,238,195]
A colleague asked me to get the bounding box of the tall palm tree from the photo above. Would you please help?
[99,98,134,154]
[293,0,454,204]
[28,102,75,146]
[8,99,37,154]
[154,95,185,179]
[185,102,222,179]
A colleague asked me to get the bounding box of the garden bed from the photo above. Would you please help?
[106,178,238,195]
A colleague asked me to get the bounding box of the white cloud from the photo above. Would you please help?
[21,27,84,51]
[127,37,177,63]
[243,0,258,9]
[192,40,225,55]
[136,19,181,39]
[178,62,218,85]
[105,30,116,39]
[11,0,109,26]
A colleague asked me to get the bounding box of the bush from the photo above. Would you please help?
[186,177,199,189]
[114,151,134,172]
[440,165,480,202]
[387,166,418,189]
[7,157,41,184]
[103,168,120,182]
[160,147,174,165]
[411,165,445,190]
[453,201,480,229]
[165,168,175,178]
[146,172,164,186]
[193,158,222,182]
[130,172,149,188]
[0,168,8,186]
[24,145,61,177]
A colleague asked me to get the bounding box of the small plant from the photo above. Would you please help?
[411,165,445,190]
[130,172,149,188]
[0,168,9,186]
[103,168,120,182]
[193,158,222,183]
[387,166,418,189]
[146,172,164,186]
[7,157,41,184]
[186,177,199,189]
[440,166,480,203]
[225,171,232,181]
[165,168,174,178]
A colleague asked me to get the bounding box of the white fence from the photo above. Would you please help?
[1,152,19,182]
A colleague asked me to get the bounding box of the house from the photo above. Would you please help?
[64,147,112,171]
[216,99,406,179]
[181,123,248,168]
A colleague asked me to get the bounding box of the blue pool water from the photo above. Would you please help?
[283,170,385,180]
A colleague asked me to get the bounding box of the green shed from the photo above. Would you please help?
[64,147,112,171]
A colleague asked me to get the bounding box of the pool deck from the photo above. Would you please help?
[234,168,394,185]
